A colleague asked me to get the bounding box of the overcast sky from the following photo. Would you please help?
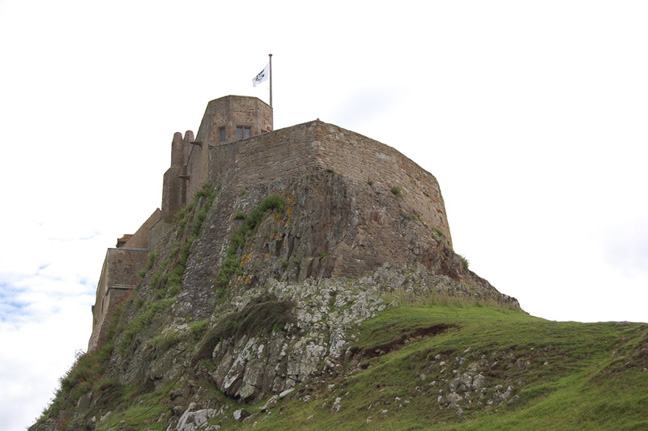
[1,0,647,429]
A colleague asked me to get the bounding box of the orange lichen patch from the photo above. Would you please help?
[263,253,270,259]
[241,253,253,265]
[244,276,251,284]
[285,206,293,217]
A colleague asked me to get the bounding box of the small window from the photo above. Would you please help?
[237,126,251,140]
[219,127,226,143]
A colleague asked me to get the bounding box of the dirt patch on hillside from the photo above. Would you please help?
[361,324,456,358]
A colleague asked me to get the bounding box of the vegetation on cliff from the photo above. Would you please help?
[30,175,648,431]
[36,300,648,431]
[243,305,648,431]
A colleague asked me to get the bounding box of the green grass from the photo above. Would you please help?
[147,184,216,299]
[117,298,176,356]
[37,296,648,431]
[234,304,648,431]
[459,254,469,270]
[92,380,181,431]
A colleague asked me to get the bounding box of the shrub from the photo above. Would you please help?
[401,211,418,221]
[194,295,293,363]
[391,186,402,197]
[195,183,215,200]
[459,254,470,271]
[215,194,286,289]
[146,251,158,270]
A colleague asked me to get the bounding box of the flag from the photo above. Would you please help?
[252,63,269,87]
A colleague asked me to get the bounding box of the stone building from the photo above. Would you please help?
[87,94,451,351]
[162,96,273,218]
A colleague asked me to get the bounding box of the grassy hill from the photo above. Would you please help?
[38,296,648,431]
[229,303,648,431]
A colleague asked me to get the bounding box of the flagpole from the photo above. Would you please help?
[269,53,273,108]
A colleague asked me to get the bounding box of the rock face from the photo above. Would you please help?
[30,117,519,431]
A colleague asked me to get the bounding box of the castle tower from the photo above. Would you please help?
[161,96,273,216]
[196,95,273,145]
[161,130,195,218]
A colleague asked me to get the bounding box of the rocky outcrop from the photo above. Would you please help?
[30,120,520,431]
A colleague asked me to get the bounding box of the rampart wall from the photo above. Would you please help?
[88,248,148,351]
[123,209,162,249]
[208,120,452,244]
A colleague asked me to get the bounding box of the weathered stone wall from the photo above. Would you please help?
[208,120,452,244]
[184,141,208,205]
[314,122,451,244]
[208,121,319,192]
[123,209,162,249]
[162,131,195,216]
[88,248,148,351]
[162,96,273,217]
[196,96,273,145]
[149,217,173,250]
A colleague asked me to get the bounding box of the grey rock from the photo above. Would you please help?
[472,374,486,391]
[232,409,250,422]
[260,395,279,412]
[279,388,295,399]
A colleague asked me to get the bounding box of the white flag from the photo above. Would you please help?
[252,63,269,87]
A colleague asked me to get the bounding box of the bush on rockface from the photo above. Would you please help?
[193,294,293,363]
[215,194,286,289]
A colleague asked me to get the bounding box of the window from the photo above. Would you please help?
[219,127,226,143]
[236,126,251,140]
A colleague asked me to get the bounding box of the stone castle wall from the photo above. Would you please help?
[88,248,148,350]
[123,209,162,249]
[208,120,452,244]
[162,96,273,217]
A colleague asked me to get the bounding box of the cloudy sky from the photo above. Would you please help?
[1,0,647,429]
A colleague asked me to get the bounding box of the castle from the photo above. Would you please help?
[88,96,273,350]
[88,95,451,351]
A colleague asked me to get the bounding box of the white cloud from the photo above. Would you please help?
[1,0,648,429]
[326,88,403,132]
[603,217,648,278]
[0,300,90,431]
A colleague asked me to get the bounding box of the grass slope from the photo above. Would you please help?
[235,304,648,431]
